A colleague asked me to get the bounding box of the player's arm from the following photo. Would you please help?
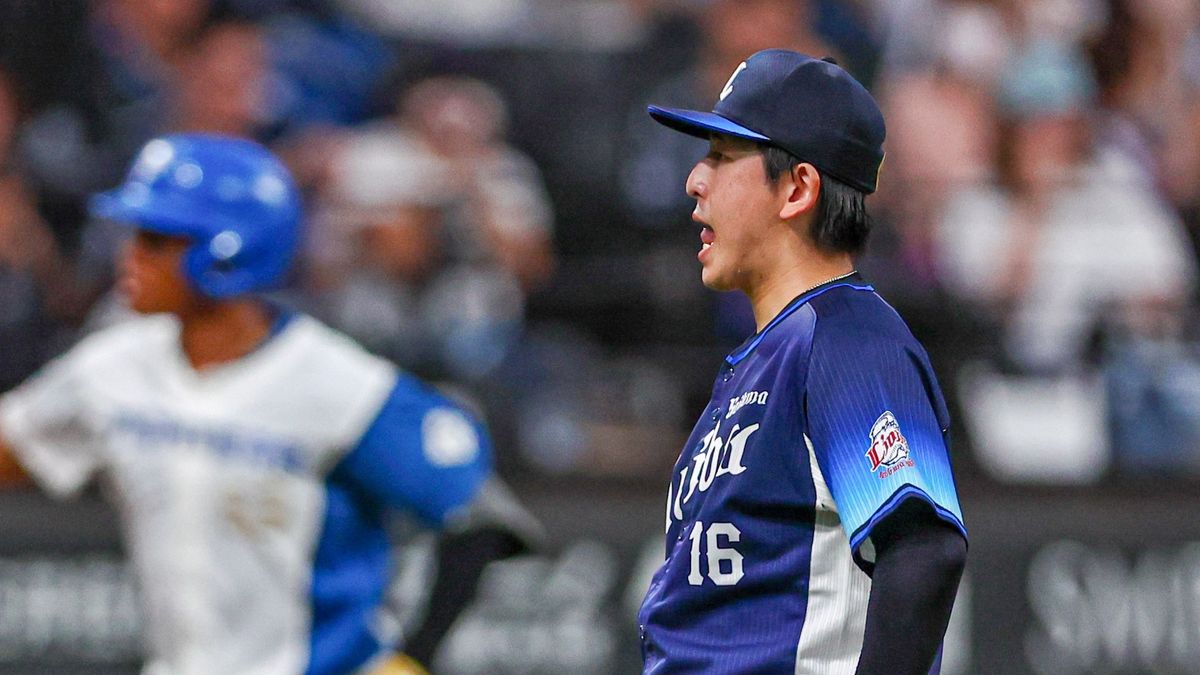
[333,379,492,526]
[805,327,968,672]
[333,378,535,667]
[855,499,966,675]
[0,344,103,495]
[0,432,31,485]
[401,476,537,666]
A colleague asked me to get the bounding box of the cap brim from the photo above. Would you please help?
[647,105,771,143]
[88,190,137,223]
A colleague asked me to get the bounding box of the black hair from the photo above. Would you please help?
[760,144,872,255]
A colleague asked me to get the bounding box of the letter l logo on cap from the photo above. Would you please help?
[720,62,748,101]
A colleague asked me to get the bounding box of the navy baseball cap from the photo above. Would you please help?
[648,49,886,194]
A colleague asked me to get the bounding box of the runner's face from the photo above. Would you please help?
[119,230,194,314]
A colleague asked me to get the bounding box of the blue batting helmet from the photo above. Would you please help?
[90,133,303,299]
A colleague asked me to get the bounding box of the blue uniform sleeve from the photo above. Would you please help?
[332,375,492,526]
[805,331,966,568]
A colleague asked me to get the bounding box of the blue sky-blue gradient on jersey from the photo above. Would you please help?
[805,291,965,566]
[307,375,491,675]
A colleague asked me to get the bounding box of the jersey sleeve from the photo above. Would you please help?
[330,374,492,526]
[0,347,105,498]
[804,332,966,569]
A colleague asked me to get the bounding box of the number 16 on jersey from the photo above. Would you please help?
[687,521,744,586]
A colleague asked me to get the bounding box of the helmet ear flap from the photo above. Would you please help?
[183,237,255,299]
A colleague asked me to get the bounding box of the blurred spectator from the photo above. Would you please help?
[1104,328,1200,476]
[308,76,555,381]
[339,0,650,50]
[172,19,273,137]
[96,0,212,67]
[1083,0,1200,476]
[1089,0,1200,201]
[18,0,211,205]
[1085,0,1200,224]
[935,36,1199,481]
[256,9,395,131]
[869,0,1009,294]
[873,0,1015,83]
[25,0,385,206]
[400,77,555,290]
[936,39,1195,373]
[869,69,998,295]
[0,70,96,390]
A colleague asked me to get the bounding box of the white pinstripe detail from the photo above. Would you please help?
[795,434,872,674]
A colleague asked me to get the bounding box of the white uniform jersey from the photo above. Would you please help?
[0,313,487,674]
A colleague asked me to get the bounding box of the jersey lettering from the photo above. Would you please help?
[726,390,768,419]
[112,411,305,472]
[668,421,758,525]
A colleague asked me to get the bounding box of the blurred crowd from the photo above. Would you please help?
[2,0,1200,485]
[870,0,1200,482]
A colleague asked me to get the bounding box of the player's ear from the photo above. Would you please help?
[779,163,820,221]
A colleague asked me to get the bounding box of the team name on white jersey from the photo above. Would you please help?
[113,412,306,472]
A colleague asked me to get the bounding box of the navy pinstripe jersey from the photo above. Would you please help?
[638,274,967,674]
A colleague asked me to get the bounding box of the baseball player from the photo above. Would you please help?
[0,134,519,674]
[636,50,968,673]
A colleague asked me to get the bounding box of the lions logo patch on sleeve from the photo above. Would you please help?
[865,411,914,479]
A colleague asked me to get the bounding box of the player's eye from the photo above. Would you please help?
[135,230,182,251]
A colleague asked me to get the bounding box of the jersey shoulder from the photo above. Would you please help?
[276,315,400,451]
[806,286,926,359]
[275,314,398,409]
[290,316,459,417]
[64,313,180,376]
[283,314,397,383]
[804,287,948,423]
[736,283,921,375]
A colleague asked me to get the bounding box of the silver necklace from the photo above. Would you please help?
[799,270,857,296]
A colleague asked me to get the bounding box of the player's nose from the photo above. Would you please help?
[686,163,707,200]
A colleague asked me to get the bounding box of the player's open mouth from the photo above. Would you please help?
[698,226,714,262]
